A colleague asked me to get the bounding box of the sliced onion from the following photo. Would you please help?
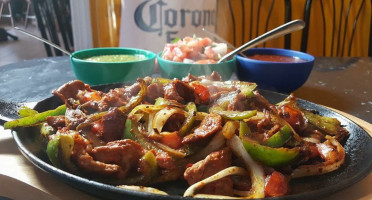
[129,104,166,116]
[183,166,248,197]
[188,127,226,162]
[291,135,345,178]
[117,185,168,195]
[152,141,186,158]
[227,135,265,199]
[152,107,186,133]
[192,194,240,199]
[302,137,320,144]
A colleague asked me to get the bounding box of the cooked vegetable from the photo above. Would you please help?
[4,104,66,129]
[210,107,257,120]
[291,136,345,178]
[18,106,38,117]
[46,133,77,172]
[183,166,248,197]
[228,135,265,198]
[178,102,197,136]
[265,125,292,147]
[141,151,158,177]
[241,137,300,166]
[40,123,56,137]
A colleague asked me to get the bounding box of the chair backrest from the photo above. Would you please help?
[216,0,372,57]
[32,0,73,57]
[216,0,288,49]
[300,0,371,57]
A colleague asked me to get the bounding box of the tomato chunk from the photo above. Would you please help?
[160,131,183,149]
[190,82,210,104]
[279,105,304,131]
[265,171,289,197]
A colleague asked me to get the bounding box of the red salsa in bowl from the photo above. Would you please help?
[247,54,307,63]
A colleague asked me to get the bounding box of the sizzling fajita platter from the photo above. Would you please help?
[4,72,372,200]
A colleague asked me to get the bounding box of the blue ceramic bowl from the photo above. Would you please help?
[236,48,314,93]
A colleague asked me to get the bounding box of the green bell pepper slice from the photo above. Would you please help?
[304,111,341,135]
[4,105,66,129]
[46,134,78,172]
[154,97,184,108]
[277,96,342,135]
[241,138,300,166]
[265,125,292,148]
[239,120,251,138]
[152,77,172,85]
[40,123,57,137]
[239,122,299,166]
[154,97,168,106]
[47,135,62,168]
[123,119,135,140]
[141,151,158,177]
[18,106,39,117]
[178,102,197,136]
[236,81,257,97]
[210,107,257,120]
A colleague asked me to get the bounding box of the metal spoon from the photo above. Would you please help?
[13,27,77,58]
[217,19,306,63]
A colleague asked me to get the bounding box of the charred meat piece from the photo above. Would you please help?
[95,88,128,111]
[101,107,126,142]
[207,71,222,81]
[99,83,141,111]
[197,71,222,81]
[184,148,233,196]
[53,80,99,103]
[91,139,145,179]
[65,107,87,130]
[182,114,222,145]
[80,83,141,112]
[146,82,165,103]
[207,85,231,102]
[46,115,66,129]
[227,93,248,111]
[164,79,197,103]
[182,74,200,82]
[248,91,278,113]
[156,152,176,170]
[69,131,123,178]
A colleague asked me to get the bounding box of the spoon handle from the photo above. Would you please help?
[218,19,306,63]
[13,27,73,57]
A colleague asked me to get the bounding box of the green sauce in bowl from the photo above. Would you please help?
[85,54,146,62]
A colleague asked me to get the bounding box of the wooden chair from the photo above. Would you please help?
[24,0,36,29]
[0,0,14,27]
[216,0,372,57]
[32,0,73,57]
[216,0,289,50]
[300,0,371,57]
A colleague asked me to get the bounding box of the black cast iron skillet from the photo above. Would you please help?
[2,82,372,200]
